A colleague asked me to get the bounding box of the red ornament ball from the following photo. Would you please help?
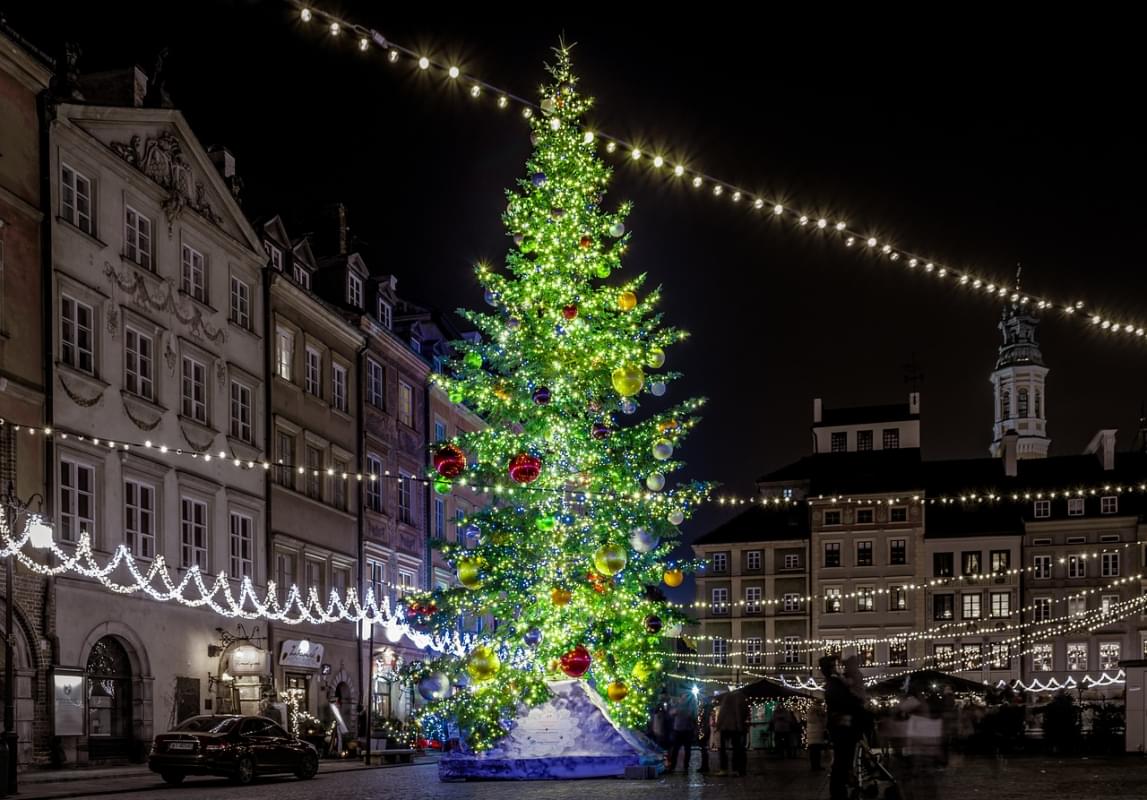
[591,422,611,440]
[433,444,466,479]
[562,304,579,320]
[508,452,542,484]
[579,235,593,250]
[560,645,592,678]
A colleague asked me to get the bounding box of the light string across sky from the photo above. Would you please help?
[291,1,1147,348]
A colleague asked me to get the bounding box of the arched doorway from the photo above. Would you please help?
[86,637,133,760]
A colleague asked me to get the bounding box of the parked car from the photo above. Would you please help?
[148,715,318,785]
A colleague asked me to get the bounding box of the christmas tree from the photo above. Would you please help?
[406,47,709,752]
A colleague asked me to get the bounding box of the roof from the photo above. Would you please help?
[693,506,809,546]
[816,403,915,427]
[759,449,924,493]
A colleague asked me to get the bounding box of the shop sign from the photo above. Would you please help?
[280,639,324,669]
[229,644,267,675]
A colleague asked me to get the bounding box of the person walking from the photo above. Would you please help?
[667,691,697,773]
[806,699,828,771]
[822,655,864,800]
[716,689,749,776]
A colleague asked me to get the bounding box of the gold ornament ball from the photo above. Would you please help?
[663,568,685,588]
[593,544,627,576]
[606,681,629,702]
[647,348,666,369]
[457,557,484,589]
[466,646,501,682]
[611,365,644,397]
[618,291,638,312]
[550,587,572,606]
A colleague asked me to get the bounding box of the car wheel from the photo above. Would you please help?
[160,772,185,785]
[295,752,318,780]
[233,755,256,785]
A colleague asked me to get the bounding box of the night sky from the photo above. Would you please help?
[8,2,1147,542]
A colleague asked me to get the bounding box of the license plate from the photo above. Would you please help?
[168,742,195,751]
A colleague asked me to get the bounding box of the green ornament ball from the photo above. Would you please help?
[594,263,612,279]
[448,390,464,404]
[464,352,483,368]
[535,515,556,532]
[433,477,452,495]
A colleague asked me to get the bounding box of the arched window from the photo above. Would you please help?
[1001,389,1011,419]
[1018,388,1029,418]
[1035,390,1042,418]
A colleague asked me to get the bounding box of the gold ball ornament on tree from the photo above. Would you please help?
[457,557,484,589]
[617,291,637,312]
[466,646,501,682]
[593,544,627,576]
[550,587,572,606]
[606,681,629,702]
[647,348,666,369]
[663,568,685,588]
[611,365,644,397]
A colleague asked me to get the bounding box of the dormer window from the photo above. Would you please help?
[348,273,363,308]
[264,241,283,271]
[378,298,393,329]
[410,337,421,354]
[292,263,311,289]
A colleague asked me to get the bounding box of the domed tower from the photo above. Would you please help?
[989,272,1050,459]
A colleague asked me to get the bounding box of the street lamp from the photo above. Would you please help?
[2,482,51,797]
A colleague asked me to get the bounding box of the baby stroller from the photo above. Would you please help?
[850,735,900,800]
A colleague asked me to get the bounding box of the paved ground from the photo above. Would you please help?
[15,751,1147,800]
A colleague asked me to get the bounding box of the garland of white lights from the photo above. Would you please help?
[291,1,1147,345]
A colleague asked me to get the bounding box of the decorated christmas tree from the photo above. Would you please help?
[406,47,709,755]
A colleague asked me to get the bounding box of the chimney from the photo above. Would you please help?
[78,66,148,107]
[909,392,920,415]
[337,203,348,255]
[1002,430,1019,478]
[1084,429,1117,471]
[209,146,235,180]
[813,398,822,424]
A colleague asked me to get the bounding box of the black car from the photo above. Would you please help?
[148,715,318,785]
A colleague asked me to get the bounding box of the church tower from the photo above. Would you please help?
[989,273,1050,458]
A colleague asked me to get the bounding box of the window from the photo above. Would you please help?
[1066,642,1088,671]
[989,642,1011,669]
[962,593,981,619]
[1033,554,1052,579]
[367,360,384,408]
[347,272,363,308]
[332,363,348,412]
[933,644,955,668]
[1032,643,1053,672]
[856,507,874,525]
[824,542,841,567]
[60,295,94,373]
[823,510,841,526]
[276,430,295,488]
[276,551,297,593]
[398,381,413,427]
[990,550,1010,574]
[1033,597,1052,623]
[409,337,421,354]
[305,347,321,396]
[398,471,413,524]
[434,419,447,443]
[782,593,801,612]
[856,541,873,567]
[123,479,155,559]
[882,428,900,449]
[226,380,253,443]
[1099,642,1121,670]
[305,445,322,500]
[1101,551,1119,577]
[378,298,392,329]
[124,327,154,400]
[229,512,253,579]
[858,643,876,667]
[181,244,206,302]
[180,497,208,571]
[1068,555,1086,579]
[292,263,310,289]
[889,642,908,667]
[744,586,762,614]
[711,552,728,573]
[1035,389,1042,418]
[365,454,383,512]
[366,559,385,602]
[710,587,729,615]
[330,459,347,511]
[962,551,982,576]
[890,539,906,565]
[1001,389,1010,419]
[1066,535,1085,544]
[856,587,875,612]
[124,205,152,269]
[933,594,954,621]
[397,570,415,597]
[1033,499,1050,519]
[891,586,907,611]
[434,497,446,539]
[306,559,325,599]
[1101,594,1119,617]
[332,567,350,598]
[783,553,799,570]
[830,431,847,452]
[990,592,1010,618]
[747,551,762,571]
[857,430,873,451]
[1017,387,1029,418]
[275,327,293,381]
[933,552,954,578]
[889,506,908,523]
[264,241,282,270]
[1100,495,1118,514]
[783,637,800,665]
[745,638,762,666]
[61,164,94,233]
[825,587,842,613]
[229,276,250,329]
[961,643,983,671]
[1068,497,1084,516]
[712,638,728,666]
[181,356,207,423]
[824,640,843,657]
[1068,596,1087,618]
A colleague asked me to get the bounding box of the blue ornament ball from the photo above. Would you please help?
[651,381,667,397]
[418,672,452,701]
[620,398,637,415]
[532,172,547,187]
[524,627,543,647]
[629,527,660,553]
[484,289,498,307]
